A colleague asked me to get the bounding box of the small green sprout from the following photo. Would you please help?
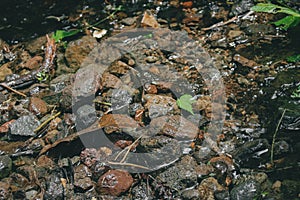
[52,29,80,43]
[291,85,300,98]
[176,94,196,115]
[36,70,49,82]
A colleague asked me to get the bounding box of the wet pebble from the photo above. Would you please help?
[131,182,153,200]
[0,181,11,199]
[50,73,72,93]
[65,35,98,71]
[29,97,48,116]
[232,138,270,167]
[76,104,97,129]
[97,169,133,196]
[145,95,179,119]
[9,115,40,138]
[181,189,201,200]
[198,177,226,200]
[0,155,12,179]
[230,179,261,200]
[74,164,94,192]
[157,155,206,192]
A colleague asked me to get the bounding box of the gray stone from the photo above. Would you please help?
[230,179,261,200]
[0,155,12,178]
[10,115,40,137]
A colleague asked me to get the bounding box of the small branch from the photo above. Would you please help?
[270,109,286,166]
[202,16,237,31]
[119,135,143,163]
[34,111,61,133]
[202,11,254,31]
[107,161,149,170]
[0,83,27,97]
[0,35,56,92]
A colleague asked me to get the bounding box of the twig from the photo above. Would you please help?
[202,16,238,31]
[0,35,56,91]
[0,83,27,97]
[119,135,143,163]
[202,10,254,31]
[107,161,149,170]
[270,109,286,165]
[34,112,61,133]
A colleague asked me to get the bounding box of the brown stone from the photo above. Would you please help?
[150,115,199,139]
[99,114,140,134]
[65,35,98,71]
[0,63,13,81]
[141,11,160,28]
[97,170,133,196]
[101,72,122,89]
[24,55,43,70]
[37,155,55,168]
[0,120,15,134]
[29,97,48,115]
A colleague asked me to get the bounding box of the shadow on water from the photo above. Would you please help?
[254,66,300,181]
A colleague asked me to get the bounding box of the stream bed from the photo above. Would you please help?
[0,0,299,199]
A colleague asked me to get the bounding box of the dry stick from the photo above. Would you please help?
[0,35,56,92]
[114,135,142,161]
[202,10,254,31]
[34,111,61,133]
[202,16,238,31]
[270,109,286,166]
[119,135,143,163]
[0,83,27,97]
[107,161,150,170]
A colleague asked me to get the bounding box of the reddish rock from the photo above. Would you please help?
[101,72,122,89]
[29,97,48,115]
[99,114,140,134]
[24,55,43,70]
[150,115,199,139]
[65,35,98,71]
[0,120,15,134]
[37,155,55,168]
[141,11,160,28]
[97,170,133,196]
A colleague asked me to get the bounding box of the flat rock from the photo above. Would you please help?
[65,35,98,71]
[150,115,199,139]
[145,95,179,119]
[9,115,40,138]
[99,114,139,134]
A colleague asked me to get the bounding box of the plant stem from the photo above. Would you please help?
[270,109,286,166]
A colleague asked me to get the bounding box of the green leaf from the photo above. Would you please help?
[52,29,80,43]
[251,3,300,30]
[251,3,300,17]
[176,94,196,115]
[287,54,300,62]
[273,15,300,30]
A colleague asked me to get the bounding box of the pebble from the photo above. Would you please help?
[97,169,133,196]
[0,181,11,199]
[9,115,40,138]
[65,35,98,71]
[0,155,12,179]
[230,179,261,200]
[29,97,48,116]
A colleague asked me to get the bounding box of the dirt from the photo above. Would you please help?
[0,0,299,199]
